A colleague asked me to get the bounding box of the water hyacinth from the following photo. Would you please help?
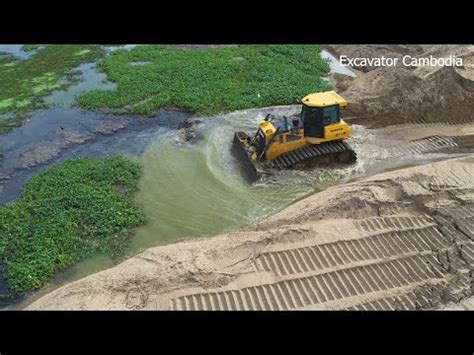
[0,156,145,296]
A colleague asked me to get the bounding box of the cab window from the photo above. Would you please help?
[322,105,340,125]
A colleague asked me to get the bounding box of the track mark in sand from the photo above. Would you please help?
[347,269,472,310]
[254,225,447,277]
[389,134,474,157]
[439,205,474,241]
[169,254,447,310]
[406,117,474,126]
[392,135,459,155]
[354,215,435,234]
[452,135,474,150]
[384,121,474,130]
[347,288,424,310]
[169,202,474,310]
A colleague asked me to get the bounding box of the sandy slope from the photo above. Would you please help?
[27,156,474,310]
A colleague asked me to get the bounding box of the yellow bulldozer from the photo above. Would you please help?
[233,91,357,181]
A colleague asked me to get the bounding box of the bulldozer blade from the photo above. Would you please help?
[232,132,260,182]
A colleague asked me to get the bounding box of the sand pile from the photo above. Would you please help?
[328,45,474,127]
[328,45,425,72]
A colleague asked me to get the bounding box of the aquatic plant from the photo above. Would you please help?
[21,44,40,52]
[77,45,331,115]
[0,156,145,296]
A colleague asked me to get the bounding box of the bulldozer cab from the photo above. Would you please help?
[301,91,347,138]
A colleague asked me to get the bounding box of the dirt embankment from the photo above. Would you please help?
[26,156,474,310]
[328,45,474,127]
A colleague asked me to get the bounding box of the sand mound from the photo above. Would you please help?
[327,45,425,72]
[328,45,474,127]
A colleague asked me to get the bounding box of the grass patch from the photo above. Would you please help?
[0,45,104,135]
[77,45,331,116]
[21,44,40,52]
[74,49,91,56]
[0,156,145,296]
[0,53,16,68]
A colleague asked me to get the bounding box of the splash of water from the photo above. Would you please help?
[131,109,384,251]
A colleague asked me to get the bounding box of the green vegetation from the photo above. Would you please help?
[77,45,331,116]
[0,156,145,296]
[0,45,103,135]
[0,52,15,66]
[21,44,40,52]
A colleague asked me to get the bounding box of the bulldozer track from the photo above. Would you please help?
[384,121,474,129]
[270,140,356,170]
[169,253,447,310]
[168,204,474,310]
[439,206,474,242]
[406,117,474,125]
[393,135,459,155]
[347,286,437,310]
[353,215,435,234]
[254,226,449,277]
[348,269,472,310]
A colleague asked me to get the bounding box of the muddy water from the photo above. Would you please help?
[133,117,304,248]
[131,110,458,250]
[132,110,370,248]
